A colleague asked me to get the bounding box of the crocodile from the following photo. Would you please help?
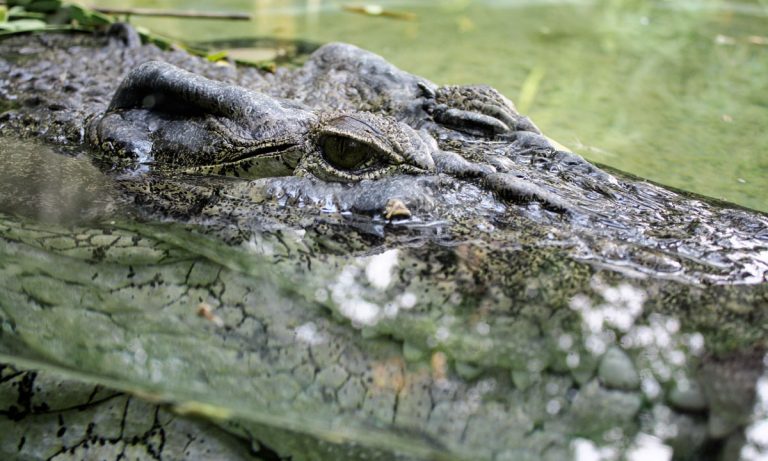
[0,27,766,461]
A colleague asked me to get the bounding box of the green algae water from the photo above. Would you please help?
[90,0,768,212]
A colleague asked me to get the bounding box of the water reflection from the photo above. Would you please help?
[744,373,768,460]
[0,138,118,223]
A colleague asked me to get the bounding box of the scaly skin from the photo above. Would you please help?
[0,29,767,460]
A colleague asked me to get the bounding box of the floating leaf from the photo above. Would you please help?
[342,4,416,21]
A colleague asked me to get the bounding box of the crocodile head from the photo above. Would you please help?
[0,32,764,285]
[86,58,584,231]
[76,50,766,288]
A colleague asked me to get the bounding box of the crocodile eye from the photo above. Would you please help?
[303,113,434,182]
[320,135,377,171]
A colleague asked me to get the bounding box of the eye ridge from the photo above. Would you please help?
[320,134,389,172]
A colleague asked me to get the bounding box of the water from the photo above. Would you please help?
[92,0,768,211]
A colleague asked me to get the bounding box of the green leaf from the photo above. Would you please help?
[206,50,229,62]
[0,18,48,32]
[24,0,62,13]
[135,26,178,50]
[86,10,112,26]
[65,4,112,27]
[8,9,47,20]
[65,4,87,23]
[7,1,33,7]
[7,6,28,17]
[0,6,7,23]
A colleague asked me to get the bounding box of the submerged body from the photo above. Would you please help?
[0,29,766,461]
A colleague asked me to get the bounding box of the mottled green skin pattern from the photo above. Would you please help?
[0,31,767,461]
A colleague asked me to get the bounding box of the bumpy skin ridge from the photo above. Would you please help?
[0,30,767,461]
